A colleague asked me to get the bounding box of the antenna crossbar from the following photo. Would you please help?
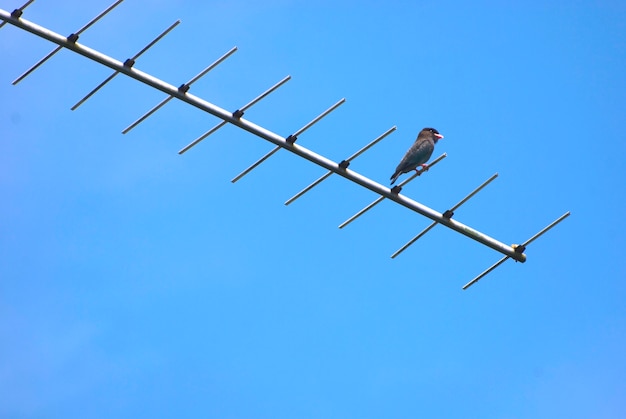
[0,8,533,263]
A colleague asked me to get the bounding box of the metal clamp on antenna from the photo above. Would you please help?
[0,0,35,30]
[11,0,124,85]
[231,98,346,183]
[284,126,396,206]
[462,211,571,289]
[338,153,447,229]
[391,173,498,259]
[122,45,238,134]
[338,160,350,169]
[72,20,181,111]
[178,75,291,154]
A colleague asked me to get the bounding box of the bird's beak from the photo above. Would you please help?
[435,133,444,139]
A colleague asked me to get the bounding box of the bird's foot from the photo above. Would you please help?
[414,164,429,176]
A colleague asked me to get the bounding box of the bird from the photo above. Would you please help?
[390,127,443,185]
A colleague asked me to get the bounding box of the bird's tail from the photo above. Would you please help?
[390,171,400,185]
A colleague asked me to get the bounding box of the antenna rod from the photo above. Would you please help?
[230,147,279,183]
[122,96,174,134]
[522,211,571,248]
[293,98,345,137]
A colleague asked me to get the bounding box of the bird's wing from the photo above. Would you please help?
[396,139,434,173]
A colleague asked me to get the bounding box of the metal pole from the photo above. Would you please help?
[391,223,437,259]
[72,71,118,110]
[292,98,345,137]
[70,0,124,35]
[131,20,181,59]
[122,96,173,134]
[186,46,238,85]
[462,256,509,290]
[12,45,62,84]
[345,126,396,161]
[285,171,333,205]
[339,195,385,229]
[181,121,228,152]
[0,9,529,263]
[237,75,291,113]
[231,147,280,183]
[522,211,571,247]
[449,173,498,213]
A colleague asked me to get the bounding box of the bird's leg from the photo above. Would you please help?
[415,164,429,176]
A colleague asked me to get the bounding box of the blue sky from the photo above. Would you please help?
[1,1,625,418]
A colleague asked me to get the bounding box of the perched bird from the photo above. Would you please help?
[390,127,443,185]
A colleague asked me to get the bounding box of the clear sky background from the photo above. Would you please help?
[1,1,625,418]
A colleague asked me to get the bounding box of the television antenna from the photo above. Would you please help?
[0,1,570,289]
